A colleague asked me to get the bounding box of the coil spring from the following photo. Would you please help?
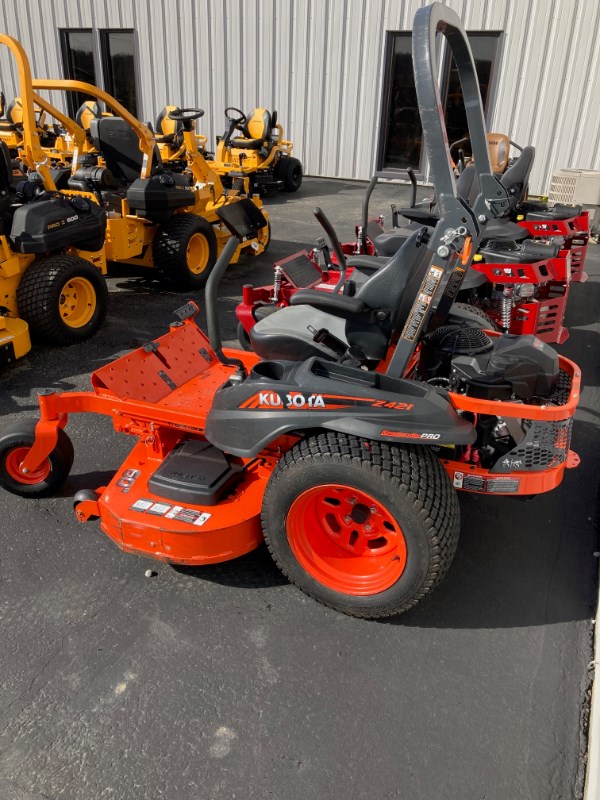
[271,265,282,302]
[501,289,513,332]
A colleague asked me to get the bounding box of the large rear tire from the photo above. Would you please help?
[262,432,460,618]
[153,213,217,290]
[277,156,303,192]
[0,421,74,498]
[17,255,108,346]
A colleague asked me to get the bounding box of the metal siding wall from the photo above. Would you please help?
[0,0,597,191]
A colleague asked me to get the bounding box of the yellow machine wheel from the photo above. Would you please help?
[153,213,217,290]
[16,255,109,346]
[59,276,97,329]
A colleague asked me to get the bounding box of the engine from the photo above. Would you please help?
[420,327,558,403]
[420,326,562,470]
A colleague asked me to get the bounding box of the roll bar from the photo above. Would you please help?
[412,3,508,241]
[0,34,57,190]
[32,79,156,179]
[384,3,509,380]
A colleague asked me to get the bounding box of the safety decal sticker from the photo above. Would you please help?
[131,499,155,512]
[453,472,520,493]
[130,499,212,526]
[400,264,444,342]
[165,506,212,526]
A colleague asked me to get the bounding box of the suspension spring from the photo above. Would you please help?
[501,287,513,332]
[356,226,364,254]
[271,265,283,302]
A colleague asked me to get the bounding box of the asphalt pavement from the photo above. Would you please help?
[0,178,598,800]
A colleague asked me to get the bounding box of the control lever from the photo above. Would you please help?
[313,207,347,294]
[407,167,417,208]
[315,236,333,272]
[360,175,378,253]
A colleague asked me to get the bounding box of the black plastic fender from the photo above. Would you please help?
[205,357,475,457]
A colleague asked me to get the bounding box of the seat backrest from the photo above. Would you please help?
[344,228,433,358]
[155,105,182,137]
[6,98,22,125]
[455,144,535,212]
[76,100,101,131]
[7,97,45,130]
[500,145,534,208]
[244,108,271,141]
[89,117,148,184]
[486,132,511,173]
[455,163,479,206]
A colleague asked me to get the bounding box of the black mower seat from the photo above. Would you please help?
[525,203,584,221]
[76,100,101,132]
[89,117,160,185]
[374,214,529,259]
[230,108,272,149]
[154,105,183,144]
[250,228,432,364]
[348,252,485,289]
[345,255,389,271]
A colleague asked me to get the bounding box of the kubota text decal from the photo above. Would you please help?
[239,392,415,411]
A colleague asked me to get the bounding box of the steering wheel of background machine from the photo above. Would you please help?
[224,106,247,130]
[168,108,205,123]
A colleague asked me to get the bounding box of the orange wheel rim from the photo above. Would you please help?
[286,484,407,595]
[186,233,210,275]
[59,276,96,328]
[5,446,50,484]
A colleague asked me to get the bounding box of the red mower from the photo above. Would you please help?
[0,5,582,619]
[238,138,587,347]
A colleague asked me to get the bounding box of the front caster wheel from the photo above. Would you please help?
[0,421,74,497]
[262,432,460,618]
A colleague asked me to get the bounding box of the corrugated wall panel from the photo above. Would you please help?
[0,0,597,192]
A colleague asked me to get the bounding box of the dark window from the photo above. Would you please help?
[443,34,500,158]
[100,31,137,117]
[380,34,421,172]
[378,31,501,174]
[61,29,138,119]
[61,30,97,117]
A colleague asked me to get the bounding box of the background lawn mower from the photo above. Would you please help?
[209,106,303,195]
[237,134,583,348]
[0,35,109,368]
[0,5,581,619]
[29,78,271,291]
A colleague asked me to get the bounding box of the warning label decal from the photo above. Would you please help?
[130,499,212,526]
[401,265,444,342]
[453,472,520,494]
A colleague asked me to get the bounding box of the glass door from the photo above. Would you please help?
[378,31,501,174]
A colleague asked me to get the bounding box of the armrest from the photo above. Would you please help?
[290,289,367,317]
[346,255,389,272]
[398,207,439,227]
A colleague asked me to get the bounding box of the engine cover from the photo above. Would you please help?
[449,334,558,402]
[126,171,195,223]
[10,194,107,253]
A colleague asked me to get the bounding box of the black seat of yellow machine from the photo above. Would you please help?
[154,106,182,144]
[0,99,21,132]
[250,228,432,363]
[230,108,272,149]
[89,117,159,185]
[75,100,101,132]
